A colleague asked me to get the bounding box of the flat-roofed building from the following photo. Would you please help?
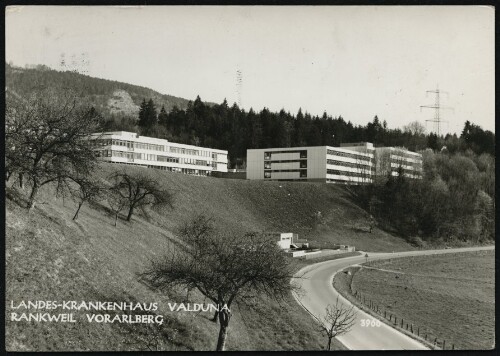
[374,146,423,179]
[246,144,375,184]
[89,131,228,176]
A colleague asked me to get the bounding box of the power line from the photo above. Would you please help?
[420,85,454,136]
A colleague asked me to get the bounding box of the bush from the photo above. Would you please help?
[407,236,425,248]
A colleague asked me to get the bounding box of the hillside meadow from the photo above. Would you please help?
[6,162,406,351]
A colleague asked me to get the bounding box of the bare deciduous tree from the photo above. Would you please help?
[403,121,426,136]
[109,170,174,222]
[318,297,357,351]
[5,88,102,209]
[106,188,128,227]
[141,214,296,351]
[70,177,105,220]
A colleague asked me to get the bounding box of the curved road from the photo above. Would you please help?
[292,246,494,350]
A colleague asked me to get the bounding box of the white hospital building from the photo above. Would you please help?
[374,146,423,179]
[246,142,422,184]
[89,131,228,176]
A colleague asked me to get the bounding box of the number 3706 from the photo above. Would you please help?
[361,319,381,327]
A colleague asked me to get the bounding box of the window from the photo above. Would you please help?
[264,152,271,160]
[264,172,271,178]
[300,171,307,178]
[264,163,271,169]
[300,150,307,158]
[300,161,307,168]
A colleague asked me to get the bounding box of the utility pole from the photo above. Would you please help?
[420,85,454,136]
[236,69,243,107]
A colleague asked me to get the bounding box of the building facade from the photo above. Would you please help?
[374,147,423,179]
[246,143,375,184]
[89,131,228,176]
[247,142,422,184]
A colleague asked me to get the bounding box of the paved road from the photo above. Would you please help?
[292,246,494,350]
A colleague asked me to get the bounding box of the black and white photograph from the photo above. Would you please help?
[4,4,495,352]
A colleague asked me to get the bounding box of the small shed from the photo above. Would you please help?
[264,232,294,250]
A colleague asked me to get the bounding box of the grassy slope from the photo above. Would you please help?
[7,186,345,351]
[92,164,413,253]
[9,163,412,351]
[348,251,495,350]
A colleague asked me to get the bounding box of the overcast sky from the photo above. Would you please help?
[6,6,495,134]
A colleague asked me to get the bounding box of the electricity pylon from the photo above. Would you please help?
[420,85,454,136]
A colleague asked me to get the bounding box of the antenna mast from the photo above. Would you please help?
[236,69,243,107]
[420,85,454,136]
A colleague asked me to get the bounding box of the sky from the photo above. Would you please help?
[5,6,495,134]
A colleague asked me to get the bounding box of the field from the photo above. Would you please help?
[7,163,383,351]
[349,251,495,350]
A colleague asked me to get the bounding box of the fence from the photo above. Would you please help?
[352,290,455,350]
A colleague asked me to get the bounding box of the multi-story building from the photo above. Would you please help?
[246,142,423,184]
[89,131,228,176]
[374,147,423,179]
[246,143,375,184]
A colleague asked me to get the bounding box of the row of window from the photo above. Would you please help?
[327,169,371,178]
[390,150,422,160]
[327,159,372,169]
[98,150,214,166]
[390,167,423,176]
[105,160,214,177]
[94,138,222,159]
[157,156,180,163]
[94,139,165,152]
[183,158,215,167]
[264,169,307,172]
[327,178,372,184]
[147,165,211,176]
[327,149,372,163]
[170,146,216,158]
[264,151,307,160]
[95,139,165,151]
[264,171,307,178]
[389,160,423,170]
[264,161,307,169]
[263,159,307,163]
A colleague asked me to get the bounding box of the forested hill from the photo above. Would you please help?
[5,63,200,118]
[137,96,494,168]
[6,63,494,168]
